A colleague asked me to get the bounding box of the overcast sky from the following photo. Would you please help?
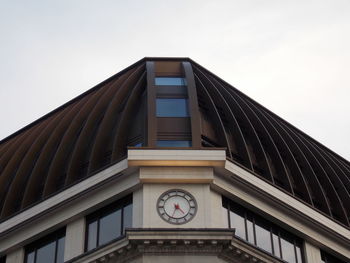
[0,0,349,160]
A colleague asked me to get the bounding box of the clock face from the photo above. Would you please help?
[157,189,197,224]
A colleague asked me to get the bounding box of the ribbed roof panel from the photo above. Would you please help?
[0,57,349,228]
[0,59,147,220]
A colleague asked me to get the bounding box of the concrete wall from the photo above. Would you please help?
[138,167,225,229]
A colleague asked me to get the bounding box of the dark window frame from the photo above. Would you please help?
[223,196,304,263]
[85,195,132,251]
[25,228,66,263]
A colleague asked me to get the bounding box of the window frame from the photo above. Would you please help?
[25,228,65,263]
[85,195,132,252]
[223,196,304,263]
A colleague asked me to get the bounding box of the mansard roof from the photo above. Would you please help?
[0,57,349,228]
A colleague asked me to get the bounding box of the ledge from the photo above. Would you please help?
[68,228,284,263]
[139,166,214,184]
[128,149,226,167]
[126,228,235,241]
[0,160,128,236]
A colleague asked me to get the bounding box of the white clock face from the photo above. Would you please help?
[157,189,197,224]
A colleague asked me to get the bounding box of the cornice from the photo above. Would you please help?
[0,160,128,236]
[69,229,282,263]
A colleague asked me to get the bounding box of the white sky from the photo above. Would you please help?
[0,0,349,160]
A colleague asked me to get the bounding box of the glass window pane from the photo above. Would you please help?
[222,206,229,227]
[123,203,133,233]
[281,237,296,263]
[36,241,56,263]
[247,216,255,244]
[296,244,302,263]
[157,140,192,147]
[156,98,189,117]
[272,232,281,258]
[155,77,187,86]
[99,209,122,245]
[87,220,98,251]
[222,197,305,262]
[255,220,272,253]
[26,252,35,263]
[56,236,65,263]
[229,209,246,240]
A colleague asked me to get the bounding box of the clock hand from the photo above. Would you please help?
[172,203,177,217]
[178,207,185,214]
[174,203,185,214]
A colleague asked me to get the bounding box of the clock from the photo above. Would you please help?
[157,189,197,224]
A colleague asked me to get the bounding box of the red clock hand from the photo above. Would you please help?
[174,203,185,214]
[178,207,185,214]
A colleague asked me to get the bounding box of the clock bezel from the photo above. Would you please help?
[156,189,197,225]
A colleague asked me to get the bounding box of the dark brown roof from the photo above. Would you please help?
[0,57,349,228]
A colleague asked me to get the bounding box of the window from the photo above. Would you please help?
[155,77,187,86]
[86,195,132,251]
[321,251,347,263]
[156,98,189,117]
[157,140,192,147]
[25,229,65,263]
[223,197,304,263]
[0,256,6,263]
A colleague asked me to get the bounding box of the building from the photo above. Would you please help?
[0,57,349,263]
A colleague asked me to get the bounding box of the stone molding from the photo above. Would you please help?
[128,149,226,167]
[70,229,284,263]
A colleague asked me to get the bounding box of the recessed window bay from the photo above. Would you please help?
[156,98,189,117]
[155,77,187,86]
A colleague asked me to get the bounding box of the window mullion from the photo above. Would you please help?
[121,205,125,235]
[278,231,283,260]
[96,219,100,248]
[270,226,275,256]
[252,216,257,246]
[244,210,248,242]
[54,238,59,263]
